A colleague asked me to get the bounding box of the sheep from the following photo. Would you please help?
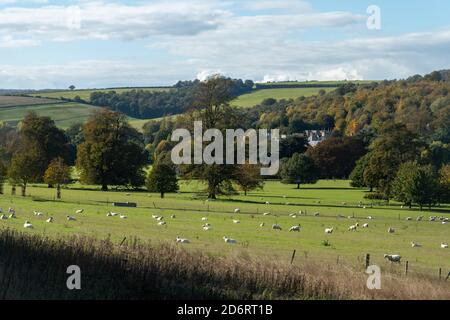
[288,213,296,217]
[46,217,54,223]
[8,208,15,214]
[362,223,369,228]
[406,217,412,221]
[106,212,113,217]
[202,224,212,231]
[109,212,119,217]
[176,236,190,244]
[259,222,265,227]
[416,216,423,221]
[291,215,297,219]
[0,214,7,220]
[75,209,84,214]
[158,221,166,226]
[367,216,374,220]
[8,213,16,219]
[201,217,208,221]
[342,202,347,206]
[223,236,237,244]
[272,224,282,231]
[355,222,359,227]
[443,221,448,225]
[363,206,367,209]
[265,201,270,205]
[119,215,127,219]
[384,254,401,263]
[441,243,449,249]
[325,227,334,234]
[234,208,240,214]
[411,241,422,248]
[348,225,357,232]
[23,221,33,229]
[66,215,76,221]
[314,212,320,217]
[429,216,436,222]
[33,211,43,217]
[289,225,301,232]
[126,193,131,196]
[171,214,176,219]
[263,212,271,216]
[156,216,164,221]
[298,210,304,215]
[388,227,395,234]
[232,219,240,224]
[152,214,159,219]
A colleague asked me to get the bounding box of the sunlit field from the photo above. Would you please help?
[1,180,448,276]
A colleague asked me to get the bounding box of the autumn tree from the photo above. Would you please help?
[233,163,264,195]
[280,153,319,189]
[8,147,44,197]
[146,153,179,198]
[44,157,71,199]
[76,109,147,191]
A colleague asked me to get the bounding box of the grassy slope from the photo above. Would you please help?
[0,95,60,108]
[231,87,336,108]
[0,180,448,274]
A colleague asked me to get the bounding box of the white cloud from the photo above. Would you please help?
[0,35,40,47]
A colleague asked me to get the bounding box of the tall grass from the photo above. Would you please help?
[0,229,448,300]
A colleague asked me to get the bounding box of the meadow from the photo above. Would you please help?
[231,87,336,108]
[0,95,59,108]
[1,180,448,277]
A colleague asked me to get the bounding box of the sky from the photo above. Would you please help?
[1,0,450,89]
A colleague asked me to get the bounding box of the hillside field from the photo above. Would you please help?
[1,180,448,276]
[0,95,60,108]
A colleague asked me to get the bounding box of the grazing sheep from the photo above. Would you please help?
[66,216,76,221]
[75,209,84,214]
[289,213,296,217]
[126,193,131,196]
[109,212,119,217]
[362,223,369,228]
[291,215,297,218]
[46,217,53,223]
[411,241,422,248]
[106,212,113,217]
[176,236,190,244]
[429,216,436,222]
[156,216,164,221]
[384,254,401,263]
[367,216,373,220]
[406,217,412,221]
[348,225,357,232]
[23,221,33,229]
[233,219,240,224]
[8,213,16,219]
[272,224,282,231]
[119,215,127,219]
[8,208,15,214]
[299,210,304,215]
[441,243,449,249]
[416,216,423,221]
[223,236,237,244]
[152,214,159,219]
[325,227,334,234]
[202,224,212,231]
[234,208,240,214]
[0,214,7,220]
[171,214,176,219]
[314,212,320,217]
[201,217,208,221]
[158,221,166,226]
[259,222,265,227]
[388,227,395,234]
[265,201,270,205]
[442,221,448,225]
[34,211,43,216]
[263,212,271,216]
[289,225,300,232]
[342,202,347,205]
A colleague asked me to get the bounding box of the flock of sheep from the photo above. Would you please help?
[1,202,448,265]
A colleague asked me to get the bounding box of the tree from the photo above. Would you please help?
[392,162,439,210]
[233,163,264,196]
[350,154,373,190]
[280,153,319,189]
[69,85,76,91]
[279,134,309,159]
[146,154,178,198]
[76,109,147,191]
[44,157,71,199]
[8,148,44,197]
[0,161,6,194]
[438,164,450,204]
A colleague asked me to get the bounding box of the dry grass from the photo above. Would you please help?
[0,229,448,300]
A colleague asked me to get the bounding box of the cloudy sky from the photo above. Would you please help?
[1,0,450,89]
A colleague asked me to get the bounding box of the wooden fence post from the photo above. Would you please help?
[405,261,409,275]
[439,268,442,280]
[365,254,370,269]
[290,250,296,264]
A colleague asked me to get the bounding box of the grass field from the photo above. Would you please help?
[31,87,172,101]
[231,87,336,107]
[0,95,60,108]
[1,180,448,276]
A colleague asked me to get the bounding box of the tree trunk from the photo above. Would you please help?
[21,184,26,197]
[0,183,3,194]
[101,183,108,191]
[297,183,300,189]
[160,192,164,199]
[11,185,16,196]
[57,184,61,199]
[244,190,247,196]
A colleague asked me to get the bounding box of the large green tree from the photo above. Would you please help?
[146,153,179,198]
[44,157,72,199]
[8,146,44,197]
[76,109,147,191]
[280,153,319,189]
[233,163,264,196]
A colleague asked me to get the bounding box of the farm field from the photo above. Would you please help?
[0,95,59,108]
[1,180,448,276]
[255,80,375,87]
[232,87,336,108]
[30,87,172,101]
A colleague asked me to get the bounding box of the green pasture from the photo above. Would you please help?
[0,180,448,274]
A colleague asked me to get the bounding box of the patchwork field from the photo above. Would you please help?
[231,87,336,107]
[1,180,448,276]
[0,95,59,108]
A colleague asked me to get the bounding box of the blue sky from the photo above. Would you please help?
[1,0,450,89]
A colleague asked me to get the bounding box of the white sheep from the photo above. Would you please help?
[406,217,412,221]
[388,227,395,234]
[442,221,448,225]
[8,208,15,214]
[263,212,271,216]
[8,213,16,219]
[272,224,282,230]
[176,236,190,244]
[119,215,127,219]
[234,208,240,214]
[34,211,43,216]
[259,222,265,227]
[171,214,176,219]
[201,217,208,221]
[441,243,449,249]
[367,216,373,220]
[362,223,369,228]
[232,219,240,224]
[348,225,357,232]
[75,209,84,214]
[384,254,401,263]
[314,212,320,217]
[158,221,166,226]
[223,236,237,244]
[109,212,119,217]
[325,227,334,234]
[265,201,270,205]
[156,216,164,221]
[411,241,422,248]
[291,215,297,219]
[106,212,112,217]
[66,215,76,221]
[202,225,212,231]
[46,217,54,223]
[152,214,159,219]
[416,216,423,221]
[23,221,33,229]
[289,225,300,232]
